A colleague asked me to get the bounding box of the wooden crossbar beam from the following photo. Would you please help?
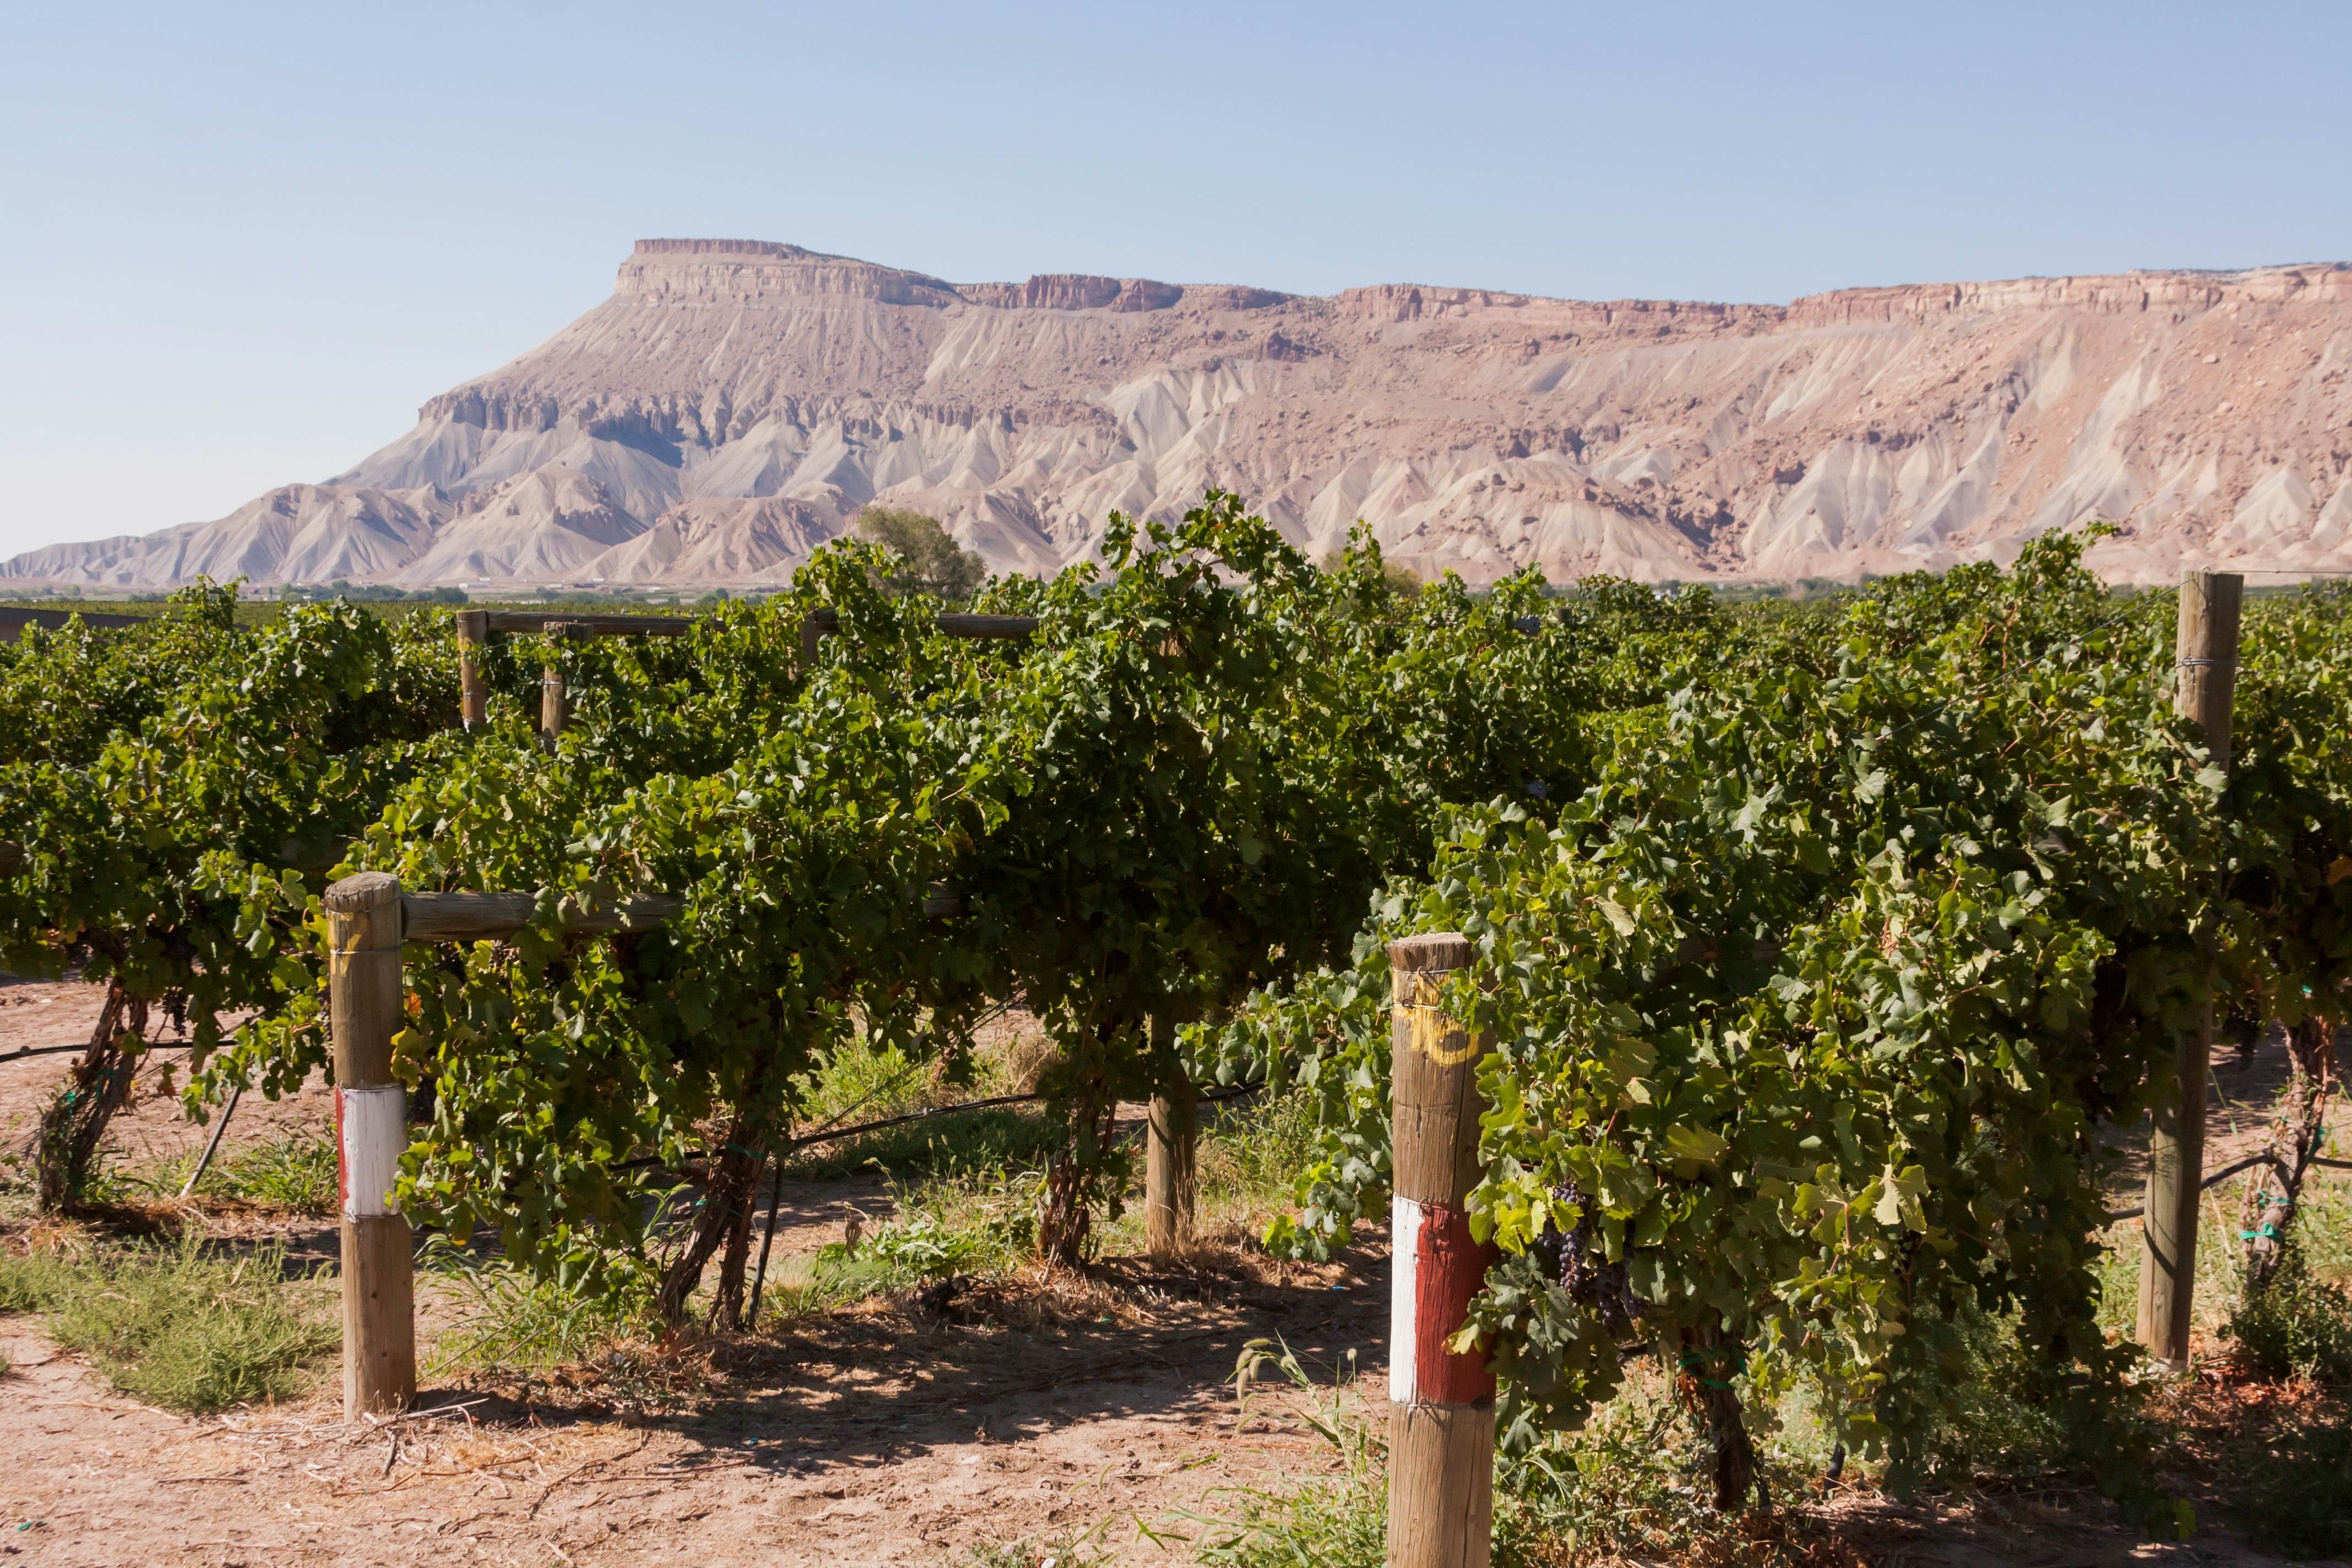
[400,891,684,941]
[476,611,693,637]
[799,608,1039,650]
[398,883,963,941]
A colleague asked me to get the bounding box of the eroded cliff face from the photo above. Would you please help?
[13,240,2352,589]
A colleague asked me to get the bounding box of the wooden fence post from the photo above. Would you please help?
[1387,933,1494,1568]
[455,610,489,729]
[540,663,567,742]
[539,623,580,744]
[1144,1043,1197,1259]
[2137,569,2242,1367]
[328,872,415,1418]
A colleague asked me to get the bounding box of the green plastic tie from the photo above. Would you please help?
[1678,1347,1748,1385]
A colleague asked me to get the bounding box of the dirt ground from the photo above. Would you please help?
[0,1265,1386,1566]
[2,975,2346,1568]
[0,976,304,1172]
[3,974,1390,1566]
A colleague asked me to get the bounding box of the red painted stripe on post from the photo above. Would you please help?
[1411,1201,1497,1404]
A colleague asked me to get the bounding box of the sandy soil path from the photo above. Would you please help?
[1,1251,1385,1566]
[3,977,2346,1568]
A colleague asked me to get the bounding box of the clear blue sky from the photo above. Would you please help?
[4,0,2347,558]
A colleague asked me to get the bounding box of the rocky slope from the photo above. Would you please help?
[12,238,2352,589]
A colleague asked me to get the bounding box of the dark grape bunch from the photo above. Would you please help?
[1531,1180,1645,1340]
[1218,526,2352,1504]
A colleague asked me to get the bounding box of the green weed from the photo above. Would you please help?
[421,1242,656,1375]
[1183,1342,1385,1566]
[786,1106,1063,1182]
[957,1532,1112,1567]
[1904,1308,2079,1488]
[2226,1245,2352,1385]
[1182,1339,1876,1568]
[0,1249,51,1313]
[783,1025,1058,1180]
[792,1035,939,1130]
[209,1132,340,1213]
[2274,1167,2352,1285]
[1199,1090,1320,1212]
[83,1131,341,1215]
[2092,1197,2246,1348]
[0,1233,333,1412]
[764,1188,1034,1316]
[1091,1088,1317,1258]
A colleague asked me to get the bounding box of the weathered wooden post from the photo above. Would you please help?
[1387,933,1494,1568]
[2137,569,2242,1367]
[539,622,580,744]
[328,872,415,1418]
[1144,1017,1197,1258]
[455,609,489,729]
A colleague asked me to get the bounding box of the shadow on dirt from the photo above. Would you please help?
[425,1236,1391,1483]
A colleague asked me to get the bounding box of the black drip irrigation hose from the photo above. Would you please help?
[620,1076,1267,1179]
[735,1076,1265,1322]
[0,1039,199,1064]
[2103,1150,2352,1223]
[179,1079,246,1197]
[742,1052,934,1325]
[747,1156,789,1326]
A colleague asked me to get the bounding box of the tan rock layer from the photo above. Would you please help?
[10,241,2352,590]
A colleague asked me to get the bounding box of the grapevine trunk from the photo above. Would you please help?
[32,981,145,1212]
[657,1037,785,1328]
[2240,1015,2339,1291]
[1678,1325,1763,1514]
[656,1130,771,1327]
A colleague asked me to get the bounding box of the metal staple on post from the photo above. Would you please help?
[2137,568,2242,1368]
[328,871,415,1419]
[1386,932,1495,1568]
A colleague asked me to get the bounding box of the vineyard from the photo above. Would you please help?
[3,494,2349,1566]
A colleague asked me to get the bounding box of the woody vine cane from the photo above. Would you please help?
[1387,933,1497,1568]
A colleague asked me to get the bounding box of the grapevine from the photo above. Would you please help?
[7,504,2350,1517]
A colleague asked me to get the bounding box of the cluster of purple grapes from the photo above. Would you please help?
[1531,1180,1646,1338]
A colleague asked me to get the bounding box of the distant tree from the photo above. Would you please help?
[424,586,469,606]
[1322,547,1420,596]
[856,508,985,602]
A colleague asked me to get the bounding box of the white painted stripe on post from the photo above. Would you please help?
[338,1085,406,1219]
[1390,1194,1423,1404]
